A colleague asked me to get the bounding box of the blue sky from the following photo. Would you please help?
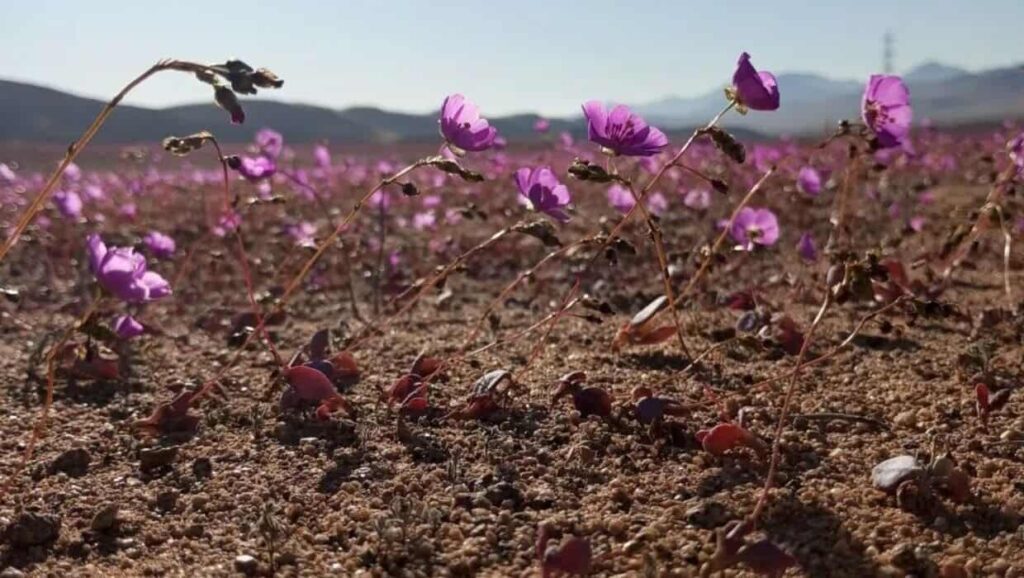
[2,0,1021,116]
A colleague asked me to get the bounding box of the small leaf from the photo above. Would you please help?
[635,396,668,424]
[309,329,330,360]
[630,295,668,328]
[285,366,337,402]
[871,455,923,492]
[472,369,512,397]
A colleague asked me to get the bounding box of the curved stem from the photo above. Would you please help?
[0,59,222,264]
[652,167,775,329]
[514,103,736,368]
[624,182,691,358]
[2,291,104,496]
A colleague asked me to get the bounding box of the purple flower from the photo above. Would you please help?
[796,166,822,196]
[114,315,145,339]
[797,232,818,262]
[1008,134,1024,173]
[730,207,779,251]
[288,221,317,248]
[862,75,912,149]
[213,210,241,237]
[581,101,668,157]
[514,166,571,223]
[412,211,436,230]
[119,202,137,220]
[53,190,83,220]
[86,234,171,303]
[534,118,550,133]
[0,163,16,183]
[255,128,284,159]
[647,191,668,216]
[144,231,176,259]
[439,94,498,155]
[683,188,710,210]
[732,52,780,111]
[908,216,926,232]
[235,156,277,182]
[314,144,332,169]
[607,184,635,213]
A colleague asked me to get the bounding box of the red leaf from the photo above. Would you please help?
[701,423,765,457]
[574,387,612,418]
[635,325,677,345]
[544,536,592,576]
[286,365,337,402]
[737,539,797,577]
[329,351,360,379]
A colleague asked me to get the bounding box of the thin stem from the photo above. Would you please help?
[624,181,691,358]
[206,160,428,385]
[514,102,736,368]
[652,167,776,328]
[374,197,387,315]
[469,293,582,358]
[749,291,832,526]
[347,226,514,350]
[994,205,1014,308]
[3,291,104,496]
[0,59,226,264]
[749,296,908,391]
[207,137,284,369]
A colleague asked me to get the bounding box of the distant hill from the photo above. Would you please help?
[634,62,1024,136]
[1,61,1022,145]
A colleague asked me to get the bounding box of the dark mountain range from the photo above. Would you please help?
[1,61,1021,145]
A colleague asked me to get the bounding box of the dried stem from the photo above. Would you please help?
[749,291,833,526]
[346,226,515,350]
[0,59,234,264]
[651,167,776,329]
[749,296,908,391]
[3,291,104,497]
[624,182,691,358]
[515,103,737,368]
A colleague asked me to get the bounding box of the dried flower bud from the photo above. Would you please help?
[399,182,419,197]
[700,126,746,164]
[214,86,245,124]
[423,155,484,182]
[512,219,562,247]
[224,155,242,170]
[251,68,284,89]
[567,158,614,183]
[162,132,211,156]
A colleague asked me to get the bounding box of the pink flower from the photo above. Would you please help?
[607,184,635,213]
[514,166,572,223]
[732,52,780,111]
[797,232,818,262]
[439,94,498,155]
[862,75,912,149]
[582,101,668,157]
[683,188,710,210]
[87,234,171,303]
[730,207,779,251]
[796,166,822,196]
[114,315,145,339]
